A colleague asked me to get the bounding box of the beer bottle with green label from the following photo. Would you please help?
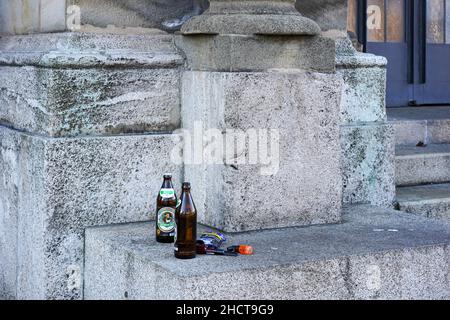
[174,182,197,259]
[156,174,177,243]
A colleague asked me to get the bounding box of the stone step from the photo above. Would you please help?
[396,183,450,221]
[396,144,450,186]
[388,106,450,146]
[84,205,450,300]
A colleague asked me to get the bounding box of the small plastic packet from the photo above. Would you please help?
[197,232,226,250]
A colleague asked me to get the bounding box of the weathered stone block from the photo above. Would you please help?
[0,32,184,137]
[177,34,336,72]
[0,66,181,136]
[84,205,450,300]
[426,119,450,145]
[341,123,395,208]
[182,70,343,232]
[337,53,388,124]
[0,125,182,299]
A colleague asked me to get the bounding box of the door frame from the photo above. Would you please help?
[356,0,450,107]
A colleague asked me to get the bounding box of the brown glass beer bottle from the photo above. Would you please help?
[156,174,177,243]
[174,182,197,259]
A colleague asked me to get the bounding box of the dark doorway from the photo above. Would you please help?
[349,0,450,107]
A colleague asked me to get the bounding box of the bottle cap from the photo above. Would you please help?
[163,174,172,179]
[182,182,191,189]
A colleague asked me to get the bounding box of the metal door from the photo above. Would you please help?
[349,0,450,107]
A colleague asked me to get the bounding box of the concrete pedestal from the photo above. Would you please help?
[180,0,343,232]
[182,71,342,231]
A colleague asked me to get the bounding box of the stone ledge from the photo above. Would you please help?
[388,107,450,146]
[181,14,321,35]
[396,144,450,186]
[336,53,387,69]
[178,34,335,74]
[84,205,450,300]
[0,32,184,69]
[181,0,320,36]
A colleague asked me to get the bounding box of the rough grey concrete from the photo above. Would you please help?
[181,14,321,36]
[182,70,343,232]
[0,32,183,137]
[337,53,388,125]
[397,183,450,221]
[0,31,183,68]
[208,0,298,15]
[390,120,429,147]
[396,144,450,186]
[84,204,450,300]
[182,0,319,36]
[341,123,395,208]
[0,67,181,137]
[428,120,450,145]
[0,129,23,299]
[388,107,450,146]
[177,34,336,73]
[0,125,183,299]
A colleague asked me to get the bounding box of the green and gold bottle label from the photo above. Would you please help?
[160,188,175,199]
[157,207,176,233]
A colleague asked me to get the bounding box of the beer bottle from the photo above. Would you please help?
[174,182,197,259]
[156,174,177,243]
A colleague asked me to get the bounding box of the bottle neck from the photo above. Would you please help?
[181,188,191,198]
[180,188,195,213]
[162,179,174,189]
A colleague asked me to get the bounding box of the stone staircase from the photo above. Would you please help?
[389,107,450,221]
